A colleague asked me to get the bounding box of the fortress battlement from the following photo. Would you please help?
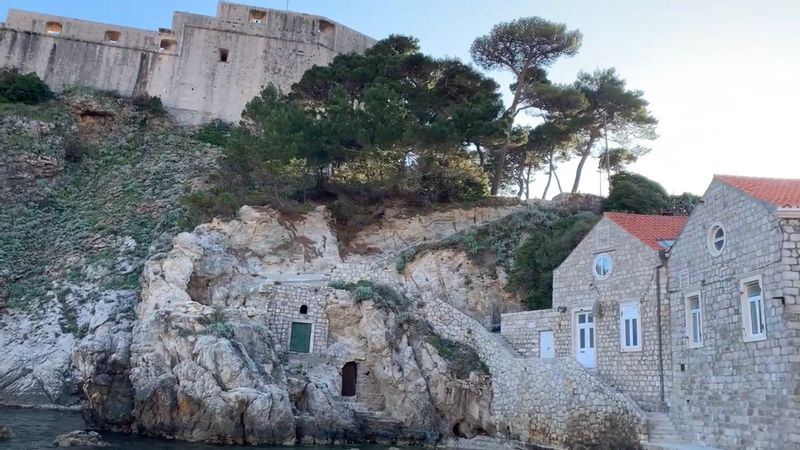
[0,2,374,123]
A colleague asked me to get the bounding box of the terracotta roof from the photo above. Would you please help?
[605,212,688,251]
[716,175,800,209]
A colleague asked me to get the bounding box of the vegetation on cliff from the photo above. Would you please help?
[0,86,216,310]
[394,206,599,310]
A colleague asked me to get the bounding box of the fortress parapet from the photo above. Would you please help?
[0,2,374,123]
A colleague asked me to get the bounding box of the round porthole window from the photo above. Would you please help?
[707,224,726,256]
[593,253,613,280]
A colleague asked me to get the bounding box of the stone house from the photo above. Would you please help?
[665,175,800,450]
[502,212,687,412]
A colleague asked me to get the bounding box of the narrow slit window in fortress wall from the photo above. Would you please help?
[249,9,267,24]
[159,39,177,52]
[104,30,121,43]
[318,20,335,34]
[46,21,62,35]
[219,48,229,62]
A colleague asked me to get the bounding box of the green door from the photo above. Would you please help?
[289,322,312,353]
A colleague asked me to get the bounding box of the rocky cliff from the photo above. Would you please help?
[0,91,639,448]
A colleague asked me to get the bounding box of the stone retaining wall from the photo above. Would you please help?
[419,296,643,447]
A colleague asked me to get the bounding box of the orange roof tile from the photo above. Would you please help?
[605,212,688,251]
[716,175,800,209]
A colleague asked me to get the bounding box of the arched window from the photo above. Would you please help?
[104,30,121,43]
[299,305,308,315]
[45,21,63,35]
[159,39,177,52]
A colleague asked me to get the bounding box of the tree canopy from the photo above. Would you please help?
[604,171,700,215]
[471,17,582,195]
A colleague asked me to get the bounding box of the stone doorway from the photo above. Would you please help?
[341,361,357,397]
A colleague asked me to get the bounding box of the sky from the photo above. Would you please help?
[2,0,799,198]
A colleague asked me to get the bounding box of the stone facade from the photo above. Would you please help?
[503,215,675,412]
[666,178,800,450]
[0,2,374,124]
[262,285,334,355]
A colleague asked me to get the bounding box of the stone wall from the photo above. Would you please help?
[550,216,672,412]
[666,179,800,450]
[419,296,643,447]
[0,3,374,124]
[262,285,334,355]
[500,309,564,358]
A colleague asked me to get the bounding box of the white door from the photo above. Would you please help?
[539,331,555,358]
[575,311,596,368]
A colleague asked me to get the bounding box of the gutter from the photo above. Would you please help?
[655,249,668,407]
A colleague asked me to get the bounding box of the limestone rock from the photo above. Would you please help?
[52,430,109,447]
[0,425,11,440]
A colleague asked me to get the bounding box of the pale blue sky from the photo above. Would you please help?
[3,1,799,197]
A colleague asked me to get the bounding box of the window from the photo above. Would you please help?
[159,39,177,52]
[318,20,335,34]
[685,292,703,348]
[104,30,121,43]
[45,21,62,35]
[299,304,308,315]
[249,9,267,23]
[707,224,726,256]
[219,48,229,62]
[740,275,766,342]
[620,301,641,351]
[593,253,613,280]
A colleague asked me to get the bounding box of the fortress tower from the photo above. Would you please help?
[0,2,375,123]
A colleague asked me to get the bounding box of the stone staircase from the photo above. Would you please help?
[641,412,724,450]
[335,397,433,443]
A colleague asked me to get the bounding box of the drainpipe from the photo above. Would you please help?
[656,250,668,407]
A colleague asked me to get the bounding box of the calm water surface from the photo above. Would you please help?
[0,407,413,450]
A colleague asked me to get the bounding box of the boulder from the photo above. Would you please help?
[0,425,11,440]
[53,430,109,447]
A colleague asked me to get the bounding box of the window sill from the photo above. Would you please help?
[620,347,642,353]
[687,343,704,349]
[743,334,766,343]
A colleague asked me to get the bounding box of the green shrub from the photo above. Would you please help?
[181,189,240,228]
[206,321,235,339]
[195,120,233,146]
[395,207,560,274]
[0,70,52,104]
[508,211,599,310]
[132,94,166,115]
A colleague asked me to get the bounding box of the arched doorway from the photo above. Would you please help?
[341,362,357,397]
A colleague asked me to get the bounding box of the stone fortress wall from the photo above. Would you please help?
[0,2,375,124]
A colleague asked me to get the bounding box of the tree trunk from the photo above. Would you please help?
[524,165,532,200]
[491,70,526,196]
[542,151,554,199]
[475,143,486,169]
[570,135,598,193]
[554,168,563,194]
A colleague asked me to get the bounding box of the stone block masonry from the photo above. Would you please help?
[420,295,643,447]
[0,2,374,124]
[667,180,800,450]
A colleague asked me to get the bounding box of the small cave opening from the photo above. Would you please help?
[186,273,213,305]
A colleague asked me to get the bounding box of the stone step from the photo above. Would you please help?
[642,441,726,450]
